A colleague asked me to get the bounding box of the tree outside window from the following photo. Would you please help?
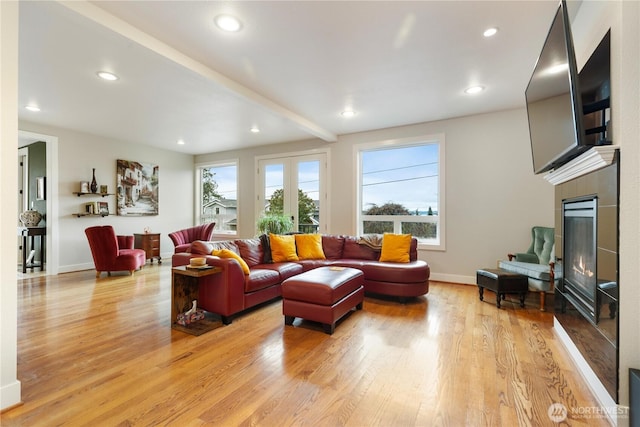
[199,163,238,234]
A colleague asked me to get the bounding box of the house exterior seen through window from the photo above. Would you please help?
[198,162,238,235]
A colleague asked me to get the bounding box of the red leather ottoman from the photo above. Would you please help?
[282,266,364,334]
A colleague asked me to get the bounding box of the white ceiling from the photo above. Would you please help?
[18,1,566,155]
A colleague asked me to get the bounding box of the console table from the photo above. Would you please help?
[171,266,222,336]
[18,226,45,273]
[134,233,161,264]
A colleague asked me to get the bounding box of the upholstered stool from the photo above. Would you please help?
[282,266,364,334]
[476,268,528,309]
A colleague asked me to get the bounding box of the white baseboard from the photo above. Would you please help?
[58,260,169,274]
[429,272,475,285]
[57,263,95,274]
[0,379,22,411]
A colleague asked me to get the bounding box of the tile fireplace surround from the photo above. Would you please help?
[553,148,620,405]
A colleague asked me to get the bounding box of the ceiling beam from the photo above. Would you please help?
[58,0,338,143]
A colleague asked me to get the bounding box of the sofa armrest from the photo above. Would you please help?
[171,253,246,277]
[197,257,246,317]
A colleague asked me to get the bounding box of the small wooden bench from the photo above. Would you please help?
[476,268,528,309]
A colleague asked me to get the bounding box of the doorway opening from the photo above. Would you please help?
[18,130,59,276]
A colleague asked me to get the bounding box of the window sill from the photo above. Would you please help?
[211,232,237,240]
[418,242,446,252]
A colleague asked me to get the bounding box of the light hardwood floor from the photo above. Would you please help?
[2,265,612,426]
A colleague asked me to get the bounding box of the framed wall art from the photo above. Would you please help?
[36,176,46,200]
[116,159,159,216]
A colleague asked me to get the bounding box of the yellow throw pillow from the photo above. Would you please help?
[212,249,250,275]
[379,233,411,263]
[269,234,299,262]
[295,234,326,260]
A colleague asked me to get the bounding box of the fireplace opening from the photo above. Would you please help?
[562,196,598,324]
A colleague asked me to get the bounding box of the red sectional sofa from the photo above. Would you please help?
[171,234,430,324]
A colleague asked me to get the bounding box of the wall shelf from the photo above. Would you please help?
[73,192,112,217]
[74,213,110,218]
[73,192,114,197]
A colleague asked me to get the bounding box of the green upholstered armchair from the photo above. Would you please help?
[499,226,560,311]
[508,226,555,265]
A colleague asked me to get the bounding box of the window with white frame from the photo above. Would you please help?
[197,161,238,235]
[357,135,445,250]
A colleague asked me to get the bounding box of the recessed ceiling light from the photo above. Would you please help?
[483,27,498,37]
[177,139,185,145]
[250,126,260,133]
[215,14,242,32]
[25,105,40,112]
[97,71,119,81]
[464,86,485,94]
[341,109,356,118]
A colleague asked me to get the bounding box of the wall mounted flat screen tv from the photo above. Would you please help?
[525,0,588,174]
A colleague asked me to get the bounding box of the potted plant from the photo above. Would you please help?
[256,213,294,235]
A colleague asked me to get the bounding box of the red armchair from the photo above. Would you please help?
[168,223,215,253]
[85,226,146,278]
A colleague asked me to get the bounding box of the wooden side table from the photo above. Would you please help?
[171,266,222,336]
[134,233,161,264]
[18,226,46,273]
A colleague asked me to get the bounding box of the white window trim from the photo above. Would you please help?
[354,133,446,251]
[195,159,239,238]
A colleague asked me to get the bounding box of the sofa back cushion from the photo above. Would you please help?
[342,236,380,260]
[235,238,264,267]
[190,239,239,255]
[190,240,214,255]
[322,235,345,259]
[212,248,250,274]
[409,238,418,262]
[211,240,240,254]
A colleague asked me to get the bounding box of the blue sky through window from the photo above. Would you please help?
[208,164,237,200]
[362,144,438,215]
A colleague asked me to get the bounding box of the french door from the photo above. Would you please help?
[257,153,327,234]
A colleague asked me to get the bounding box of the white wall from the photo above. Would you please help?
[198,107,555,284]
[1,0,21,410]
[18,121,195,272]
[570,0,640,414]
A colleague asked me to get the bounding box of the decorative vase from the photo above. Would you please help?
[90,168,98,193]
[20,209,42,227]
